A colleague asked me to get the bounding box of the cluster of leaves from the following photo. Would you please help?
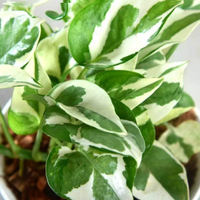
[0,0,200,199]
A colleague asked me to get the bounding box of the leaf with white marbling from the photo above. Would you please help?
[46,145,136,200]
[92,70,163,110]
[139,7,200,60]
[133,141,189,200]
[0,11,43,68]
[8,56,52,135]
[36,27,71,81]
[159,120,200,163]
[142,61,188,124]
[0,64,41,89]
[68,0,182,68]
[49,80,126,135]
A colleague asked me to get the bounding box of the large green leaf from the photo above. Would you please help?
[91,70,163,110]
[133,141,189,200]
[68,0,182,68]
[46,145,136,200]
[139,7,200,60]
[0,11,43,68]
[49,80,126,135]
[159,120,200,163]
[141,61,188,124]
[0,64,41,89]
[8,56,52,135]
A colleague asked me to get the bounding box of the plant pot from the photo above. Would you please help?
[0,101,200,200]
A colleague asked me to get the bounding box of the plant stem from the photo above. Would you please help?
[0,107,20,155]
[19,159,24,177]
[0,144,15,158]
[77,67,89,79]
[53,138,62,146]
[32,128,43,162]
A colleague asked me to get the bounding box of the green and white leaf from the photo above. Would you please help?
[133,106,155,156]
[0,11,43,68]
[133,141,189,200]
[136,51,166,70]
[0,64,41,89]
[8,56,52,135]
[139,7,200,60]
[47,145,136,200]
[49,80,127,135]
[36,27,71,81]
[142,61,188,124]
[92,70,163,110]
[69,0,182,68]
[159,121,200,163]
[42,107,145,164]
[156,91,195,125]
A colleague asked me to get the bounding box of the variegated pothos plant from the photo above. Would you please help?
[0,0,200,199]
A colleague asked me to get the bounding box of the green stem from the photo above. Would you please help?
[77,68,89,79]
[48,138,56,152]
[32,128,43,162]
[0,107,20,154]
[19,159,24,177]
[53,138,62,146]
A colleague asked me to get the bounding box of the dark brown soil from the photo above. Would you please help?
[1,109,198,200]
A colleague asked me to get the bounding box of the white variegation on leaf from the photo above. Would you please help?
[156,91,195,125]
[0,11,43,68]
[159,120,200,163]
[49,80,127,135]
[0,64,41,89]
[142,61,188,124]
[36,27,70,80]
[42,108,145,164]
[46,145,136,200]
[8,56,52,135]
[92,70,163,110]
[69,0,182,68]
[139,7,200,61]
[133,141,189,200]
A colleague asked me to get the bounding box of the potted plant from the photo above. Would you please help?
[1,0,200,199]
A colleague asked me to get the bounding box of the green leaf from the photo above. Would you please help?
[133,106,155,156]
[46,2,69,21]
[92,70,163,109]
[46,145,136,200]
[49,80,127,135]
[0,11,43,68]
[142,62,188,124]
[68,0,182,68]
[159,120,200,163]
[0,64,41,89]
[8,56,52,135]
[133,141,189,200]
